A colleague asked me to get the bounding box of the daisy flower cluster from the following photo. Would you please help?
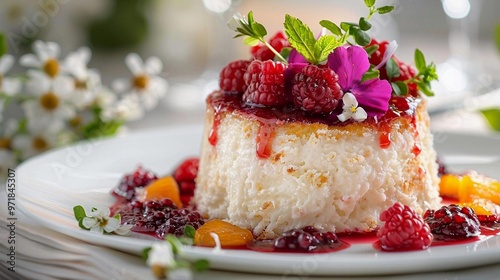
[0,39,168,179]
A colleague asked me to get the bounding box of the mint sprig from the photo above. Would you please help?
[412,48,438,96]
[285,15,339,64]
[229,11,287,63]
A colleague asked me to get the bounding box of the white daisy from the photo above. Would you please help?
[338,92,368,122]
[22,70,75,132]
[112,53,168,110]
[0,119,19,151]
[63,47,102,109]
[101,94,144,122]
[0,54,22,96]
[81,207,131,235]
[12,128,58,160]
[19,40,66,78]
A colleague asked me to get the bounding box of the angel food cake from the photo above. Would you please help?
[194,12,441,239]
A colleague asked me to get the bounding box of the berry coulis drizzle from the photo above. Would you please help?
[207,91,422,158]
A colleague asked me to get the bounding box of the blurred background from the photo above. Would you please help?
[1,0,500,128]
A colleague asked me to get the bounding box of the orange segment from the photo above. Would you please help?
[458,173,500,205]
[458,199,499,216]
[141,176,182,209]
[194,219,253,248]
[439,174,461,199]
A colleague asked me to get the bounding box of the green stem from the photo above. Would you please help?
[263,40,288,64]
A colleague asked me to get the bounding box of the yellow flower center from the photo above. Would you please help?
[0,138,11,150]
[40,92,60,111]
[350,105,357,113]
[74,79,87,89]
[69,115,82,127]
[43,58,59,78]
[32,136,49,151]
[133,75,149,90]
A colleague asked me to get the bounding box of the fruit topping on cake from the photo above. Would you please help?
[194,219,253,248]
[112,166,158,201]
[273,226,339,252]
[377,202,433,251]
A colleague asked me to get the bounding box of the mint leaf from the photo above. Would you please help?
[142,247,152,261]
[364,0,376,7]
[193,259,210,271]
[359,17,372,31]
[340,22,357,32]
[364,44,379,55]
[315,35,340,62]
[480,108,500,131]
[73,205,88,229]
[353,28,370,46]
[414,49,426,72]
[386,58,400,79]
[416,81,434,96]
[184,225,196,238]
[361,68,380,82]
[251,22,267,38]
[284,14,317,64]
[0,33,6,57]
[243,36,259,46]
[377,6,395,14]
[320,20,342,36]
[391,81,408,96]
[166,234,184,256]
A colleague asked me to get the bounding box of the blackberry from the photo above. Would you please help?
[424,204,481,240]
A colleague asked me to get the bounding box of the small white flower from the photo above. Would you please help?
[147,242,176,268]
[0,119,19,150]
[101,94,144,122]
[12,127,58,160]
[0,149,16,180]
[112,53,168,111]
[227,12,245,31]
[64,47,102,109]
[338,92,367,122]
[23,70,75,132]
[20,41,66,78]
[81,207,131,235]
[0,54,22,96]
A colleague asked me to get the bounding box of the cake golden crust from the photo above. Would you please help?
[194,92,441,239]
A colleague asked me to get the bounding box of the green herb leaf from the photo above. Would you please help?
[184,225,196,238]
[377,6,395,14]
[243,36,260,46]
[361,68,380,82]
[386,58,400,79]
[315,35,340,62]
[142,247,152,261]
[166,234,184,256]
[496,24,500,53]
[480,108,500,131]
[178,236,194,246]
[0,33,7,57]
[320,20,342,36]
[193,259,210,271]
[73,205,88,229]
[423,62,439,83]
[251,22,267,38]
[414,49,426,72]
[391,81,408,96]
[284,14,318,64]
[364,0,376,7]
[359,17,372,31]
[364,44,379,56]
[280,47,292,60]
[353,28,370,46]
[340,22,357,32]
[416,81,434,96]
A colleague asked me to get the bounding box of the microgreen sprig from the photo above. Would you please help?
[228,11,288,63]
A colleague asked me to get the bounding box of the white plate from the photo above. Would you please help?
[17,125,500,276]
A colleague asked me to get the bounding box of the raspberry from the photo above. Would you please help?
[243,60,287,106]
[291,65,342,114]
[273,226,338,252]
[112,166,158,201]
[219,60,251,93]
[251,31,289,61]
[173,158,199,207]
[377,202,433,251]
[424,204,481,240]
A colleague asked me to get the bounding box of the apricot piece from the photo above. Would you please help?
[141,176,182,209]
[194,219,253,248]
[459,173,500,205]
[439,174,461,199]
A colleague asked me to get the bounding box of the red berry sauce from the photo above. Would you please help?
[206,91,421,153]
